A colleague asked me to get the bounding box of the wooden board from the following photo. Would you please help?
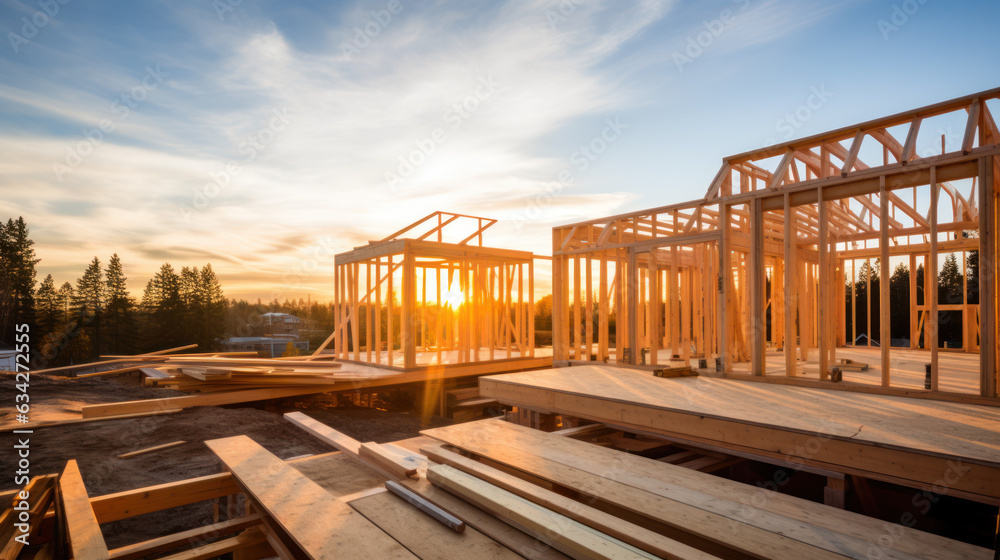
[350,490,521,559]
[400,478,572,560]
[284,411,361,455]
[423,419,992,560]
[59,460,109,559]
[478,366,1000,502]
[428,465,658,560]
[205,435,415,559]
[422,444,717,560]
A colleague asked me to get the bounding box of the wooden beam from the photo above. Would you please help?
[901,118,923,164]
[963,100,981,155]
[981,156,997,397]
[155,527,268,560]
[81,386,339,418]
[879,177,891,387]
[841,130,865,177]
[784,195,798,377]
[108,515,263,560]
[283,411,361,455]
[768,150,795,190]
[929,168,940,390]
[59,460,109,559]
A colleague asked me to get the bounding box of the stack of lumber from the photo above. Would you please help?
[32,343,401,394]
[417,418,993,560]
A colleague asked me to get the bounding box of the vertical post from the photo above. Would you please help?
[719,203,732,373]
[879,176,891,387]
[436,265,442,364]
[402,249,416,369]
[366,262,372,364]
[627,248,639,364]
[979,156,997,397]
[528,259,535,357]
[574,256,582,360]
[352,262,360,362]
[333,264,341,357]
[599,255,608,361]
[585,257,593,361]
[552,230,565,361]
[375,258,382,365]
[929,168,940,390]
[784,194,798,377]
[387,255,395,367]
[647,251,659,366]
[819,188,830,380]
[670,245,680,357]
[909,253,918,349]
[750,198,766,376]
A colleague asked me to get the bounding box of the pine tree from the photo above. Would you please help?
[35,274,60,338]
[57,282,74,323]
[889,263,910,344]
[198,264,227,350]
[938,253,963,305]
[141,263,184,350]
[105,254,135,354]
[0,217,39,344]
[74,257,104,359]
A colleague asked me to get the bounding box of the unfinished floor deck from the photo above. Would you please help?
[478,365,1000,504]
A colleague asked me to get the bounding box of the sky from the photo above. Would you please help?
[1,0,998,302]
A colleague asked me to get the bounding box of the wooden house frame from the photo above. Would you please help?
[332,212,537,371]
[552,87,1000,400]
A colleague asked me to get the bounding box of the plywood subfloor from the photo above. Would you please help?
[480,365,1000,466]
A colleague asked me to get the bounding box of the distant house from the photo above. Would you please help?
[0,342,16,371]
[220,313,309,357]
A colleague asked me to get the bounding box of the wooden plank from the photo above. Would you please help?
[205,435,415,559]
[350,489,523,559]
[117,440,185,459]
[401,478,571,560]
[156,527,268,560]
[477,367,1000,503]
[428,465,657,560]
[425,418,990,560]
[81,386,338,418]
[423,444,718,560]
[0,408,181,433]
[283,411,361,455]
[359,442,419,479]
[91,472,240,524]
[108,514,263,560]
[59,460,109,560]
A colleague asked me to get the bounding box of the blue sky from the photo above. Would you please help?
[1,0,998,300]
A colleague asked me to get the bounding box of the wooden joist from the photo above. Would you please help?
[81,386,339,418]
[108,514,263,560]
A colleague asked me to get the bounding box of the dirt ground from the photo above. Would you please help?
[0,372,452,550]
